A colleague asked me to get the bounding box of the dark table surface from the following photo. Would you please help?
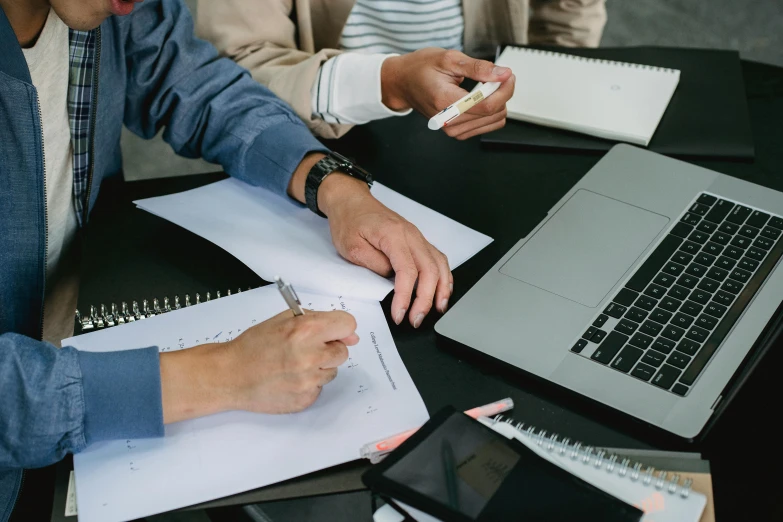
[48,59,783,521]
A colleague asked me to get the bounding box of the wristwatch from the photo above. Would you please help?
[305,151,373,217]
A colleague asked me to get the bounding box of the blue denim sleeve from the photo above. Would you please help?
[121,0,329,197]
[0,333,163,471]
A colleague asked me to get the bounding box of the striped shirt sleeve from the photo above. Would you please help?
[310,52,412,125]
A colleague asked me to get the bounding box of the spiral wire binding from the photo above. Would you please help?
[493,415,693,498]
[74,286,257,332]
[507,46,679,75]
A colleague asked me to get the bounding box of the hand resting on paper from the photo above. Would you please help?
[159,309,358,423]
[381,48,516,140]
[288,154,454,329]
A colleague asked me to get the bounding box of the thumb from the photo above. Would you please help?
[444,51,512,82]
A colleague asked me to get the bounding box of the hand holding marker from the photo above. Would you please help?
[428,81,503,130]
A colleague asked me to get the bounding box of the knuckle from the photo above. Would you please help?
[442,49,462,66]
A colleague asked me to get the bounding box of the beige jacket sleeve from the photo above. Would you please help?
[196,0,352,139]
[528,0,608,47]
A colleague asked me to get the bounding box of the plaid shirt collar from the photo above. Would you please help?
[67,28,97,227]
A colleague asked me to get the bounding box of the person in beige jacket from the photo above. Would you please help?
[197,0,606,140]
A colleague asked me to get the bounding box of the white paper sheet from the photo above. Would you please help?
[134,180,492,301]
[63,286,429,522]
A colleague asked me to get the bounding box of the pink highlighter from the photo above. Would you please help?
[359,397,514,463]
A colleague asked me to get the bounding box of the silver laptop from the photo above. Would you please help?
[435,144,783,439]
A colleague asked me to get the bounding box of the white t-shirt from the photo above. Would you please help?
[22,9,80,345]
[311,0,465,125]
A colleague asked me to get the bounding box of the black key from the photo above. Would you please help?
[671,312,694,329]
[680,241,700,255]
[676,274,698,289]
[713,290,734,306]
[697,278,720,293]
[738,257,759,272]
[697,194,717,206]
[702,242,724,256]
[689,288,711,305]
[615,319,639,336]
[689,202,710,216]
[770,217,783,229]
[672,383,689,396]
[614,288,639,306]
[703,199,734,224]
[661,324,685,342]
[662,262,685,277]
[625,235,683,292]
[730,235,752,249]
[653,273,676,288]
[745,247,766,261]
[667,285,689,301]
[571,339,588,353]
[688,230,710,245]
[583,326,597,340]
[685,263,707,278]
[644,283,667,299]
[592,314,609,328]
[710,232,732,246]
[746,210,770,228]
[714,256,736,270]
[694,252,716,266]
[659,296,682,313]
[696,314,719,330]
[667,351,691,370]
[650,308,673,324]
[629,332,653,350]
[604,302,627,319]
[676,338,701,356]
[670,222,694,239]
[721,279,743,294]
[719,222,740,235]
[729,268,751,283]
[591,331,628,364]
[611,346,644,373]
[696,221,717,234]
[726,205,753,225]
[640,320,663,337]
[681,213,701,226]
[672,251,694,265]
[652,337,676,354]
[680,231,783,386]
[631,363,656,382]
[686,326,709,344]
[754,236,774,251]
[681,300,704,317]
[625,307,648,323]
[761,226,781,241]
[704,302,727,318]
[739,225,760,239]
[705,266,728,281]
[652,364,682,390]
[642,349,666,367]
[723,245,744,260]
[635,295,658,311]
[592,329,607,344]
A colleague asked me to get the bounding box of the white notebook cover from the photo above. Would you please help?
[496,47,681,146]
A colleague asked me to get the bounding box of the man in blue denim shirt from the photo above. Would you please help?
[0,0,455,519]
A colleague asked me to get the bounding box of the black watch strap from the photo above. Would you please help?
[304,153,372,217]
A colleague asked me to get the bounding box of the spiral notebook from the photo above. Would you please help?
[495,46,680,146]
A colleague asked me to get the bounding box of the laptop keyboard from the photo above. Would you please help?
[570,193,783,396]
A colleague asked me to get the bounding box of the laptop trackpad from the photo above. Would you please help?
[499,190,669,307]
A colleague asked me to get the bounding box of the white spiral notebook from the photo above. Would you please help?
[495,46,681,146]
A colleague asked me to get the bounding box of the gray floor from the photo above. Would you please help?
[122,0,783,182]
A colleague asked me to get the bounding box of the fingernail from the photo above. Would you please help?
[413,313,425,328]
[395,309,406,325]
[492,66,509,76]
[439,299,449,313]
